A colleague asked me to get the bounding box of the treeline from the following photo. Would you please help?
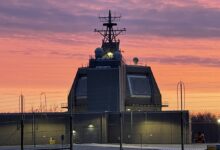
[191,112,218,123]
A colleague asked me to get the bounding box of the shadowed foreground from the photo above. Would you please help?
[0,143,212,150]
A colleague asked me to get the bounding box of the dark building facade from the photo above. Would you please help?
[68,64,162,112]
[68,11,161,113]
[65,10,191,145]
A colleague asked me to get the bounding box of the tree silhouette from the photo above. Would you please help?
[191,112,217,123]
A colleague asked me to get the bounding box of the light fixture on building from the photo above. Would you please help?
[72,130,76,134]
[217,118,220,124]
[107,52,113,58]
[88,124,94,128]
[126,108,131,111]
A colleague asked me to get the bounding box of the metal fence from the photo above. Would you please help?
[0,111,219,150]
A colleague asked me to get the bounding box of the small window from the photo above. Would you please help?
[127,75,151,98]
[76,77,87,98]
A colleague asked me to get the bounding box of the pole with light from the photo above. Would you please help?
[177,81,185,150]
[119,111,123,150]
[40,92,47,112]
[218,118,220,142]
[19,94,24,150]
[69,90,73,150]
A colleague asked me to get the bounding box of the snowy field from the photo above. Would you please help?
[0,143,216,150]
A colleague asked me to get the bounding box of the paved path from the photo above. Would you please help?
[0,143,217,150]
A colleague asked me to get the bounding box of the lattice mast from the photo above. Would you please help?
[94,10,126,52]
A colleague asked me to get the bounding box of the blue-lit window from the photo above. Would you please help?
[76,77,87,98]
[127,75,151,98]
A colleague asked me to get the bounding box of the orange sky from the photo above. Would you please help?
[0,0,220,115]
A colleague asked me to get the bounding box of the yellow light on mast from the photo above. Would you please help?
[107,52,113,58]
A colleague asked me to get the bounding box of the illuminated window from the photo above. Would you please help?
[76,77,87,98]
[127,75,151,98]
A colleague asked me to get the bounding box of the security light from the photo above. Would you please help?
[217,118,220,124]
[72,130,76,134]
[107,52,113,58]
[88,124,94,128]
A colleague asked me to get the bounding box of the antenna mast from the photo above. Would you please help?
[94,10,126,52]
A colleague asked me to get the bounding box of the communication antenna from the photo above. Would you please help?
[94,10,126,53]
[95,10,126,43]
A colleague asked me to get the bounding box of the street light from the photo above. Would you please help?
[119,112,123,150]
[217,118,220,124]
[88,124,94,128]
[40,92,47,112]
[218,118,220,143]
[72,130,76,134]
[177,81,185,150]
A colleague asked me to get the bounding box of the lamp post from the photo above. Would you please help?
[40,92,47,112]
[218,118,220,142]
[69,91,73,150]
[119,111,124,150]
[19,94,24,150]
[177,81,185,150]
[130,111,133,144]
[217,118,220,124]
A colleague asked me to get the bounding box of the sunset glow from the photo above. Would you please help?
[0,0,220,115]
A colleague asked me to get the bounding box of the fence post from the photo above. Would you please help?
[119,112,123,150]
[140,134,143,149]
[20,94,24,150]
